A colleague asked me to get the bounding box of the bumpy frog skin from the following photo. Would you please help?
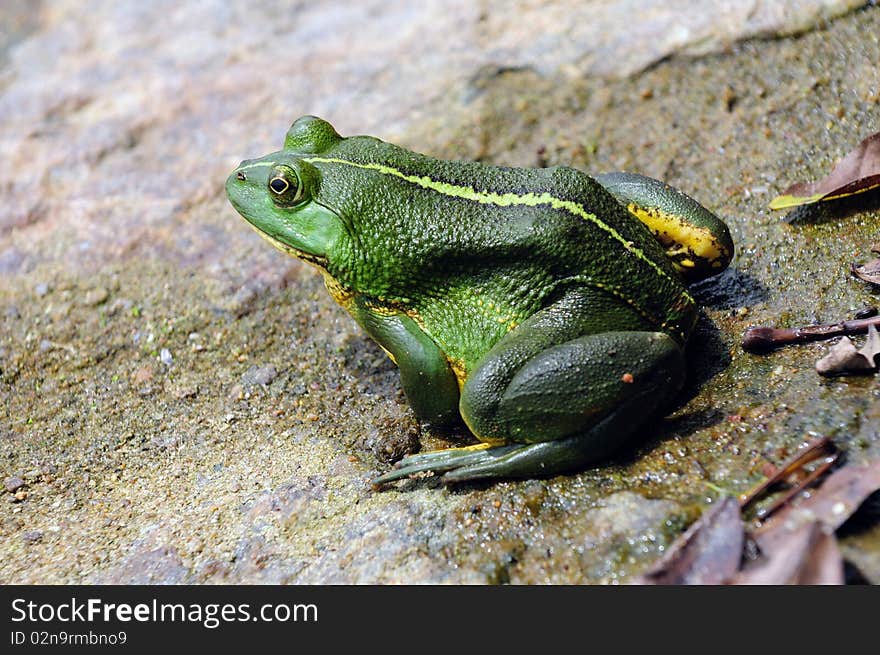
[226,116,733,485]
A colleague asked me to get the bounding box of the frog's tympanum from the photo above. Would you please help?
[226,116,733,485]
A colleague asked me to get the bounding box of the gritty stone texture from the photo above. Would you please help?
[1,1,878,584]
[240,364,277,387]
[4,476,25,493]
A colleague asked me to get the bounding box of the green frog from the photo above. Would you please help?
[226,116,733,485]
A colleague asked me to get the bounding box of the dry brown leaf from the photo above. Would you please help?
[815,325,880,376]
[753,460,880,542]
[769,131,880,210]
[852,251,880,286]
[632,459,880,585]
[734,521,843,584]
[632,496,743,585]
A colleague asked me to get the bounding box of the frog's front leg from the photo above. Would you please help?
[349,296,461,430]
[374,288,684,484]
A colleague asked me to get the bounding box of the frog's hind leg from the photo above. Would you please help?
[373,332,682,485]
[374,287,686,486]
[594,171,733,282]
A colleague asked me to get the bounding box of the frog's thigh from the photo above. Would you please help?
[350,297,460,429]
[462,330,684,447]
[378,329,684,484]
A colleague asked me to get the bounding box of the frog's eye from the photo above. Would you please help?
[269,177,289,194]
[268,166,305,206]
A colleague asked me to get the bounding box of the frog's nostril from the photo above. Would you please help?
[236,171,247,181]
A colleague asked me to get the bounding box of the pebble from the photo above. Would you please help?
[131,364,155,385]
[34,282,50,297]
[22,530,43,544]
[240,364,277,386]
[84,286,110,306]
[159,348,173,366]
[4,476,25,493]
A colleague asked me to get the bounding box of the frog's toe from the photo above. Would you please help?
[372,443,520,486]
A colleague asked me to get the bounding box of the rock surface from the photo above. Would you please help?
[1,1,879,584]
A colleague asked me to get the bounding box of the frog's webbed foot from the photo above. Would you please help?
[372,438,595,486]
[373,442,521,485]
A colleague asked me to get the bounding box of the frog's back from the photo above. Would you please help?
[307,136,696,363]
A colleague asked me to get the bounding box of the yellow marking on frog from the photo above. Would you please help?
[304,156,693,305]
[376,345,397,364]
[321,271,354,308]
[430,442,497,455]
[445,356,469,390]
[626,203,730,273]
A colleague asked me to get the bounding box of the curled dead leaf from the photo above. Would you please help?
[851,251,880,287]
[769,131,880,210]
[634,455,880,585]
[734,521,843,584]
[631,497,743,585]
[815,324,880,376]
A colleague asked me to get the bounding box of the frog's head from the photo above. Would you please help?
[226,116,345,268]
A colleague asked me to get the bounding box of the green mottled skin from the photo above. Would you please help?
[226,116,733,484]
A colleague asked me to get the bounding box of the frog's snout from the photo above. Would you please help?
[226,158,272,206]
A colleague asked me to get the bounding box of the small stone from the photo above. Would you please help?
[4,476,25,493]
[22,530,43,544]
[240,364,277,387]
[84,286,110,306]
[14,490,28,502]
[371,423,420,464]
[172,383,199,399]
[131,364,155,385]
[159,348,173,366]
[34,282,50,297]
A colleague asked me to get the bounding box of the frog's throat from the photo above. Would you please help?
[249,225,356,308]
[302,155,694,307]
[249,224,329,270]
